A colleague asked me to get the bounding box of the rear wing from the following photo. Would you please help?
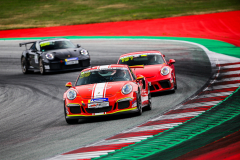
[129,65,144,68]
[19,41,36,49]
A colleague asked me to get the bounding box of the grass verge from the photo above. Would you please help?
[0,0,240,30]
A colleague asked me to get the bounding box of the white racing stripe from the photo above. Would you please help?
[94,83,107,98]
[91,83,97,99]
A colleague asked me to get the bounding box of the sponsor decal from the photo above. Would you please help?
[65,57,78,62]
[88,98,109,103]
[132,100,136,104]
[120,53,161,62]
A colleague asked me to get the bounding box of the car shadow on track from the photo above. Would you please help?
[151,90,175,97]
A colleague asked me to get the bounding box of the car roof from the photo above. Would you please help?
[119,50,162,58]
[38,38,69,43]
[82,64,129,72]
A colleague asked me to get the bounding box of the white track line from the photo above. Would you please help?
[48,150,113,160]
[196,91,233,99]
[150,111,205,121]
[221,70,240,75]
[179,101,221,109]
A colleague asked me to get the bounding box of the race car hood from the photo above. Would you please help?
[132,64,167,79]
[75,81,129,99]
[45,48,83,59]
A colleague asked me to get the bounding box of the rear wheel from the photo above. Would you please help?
[136,92,142,115]
[21,57,30,74]
[64,104,79,124]
[39,58,46,75]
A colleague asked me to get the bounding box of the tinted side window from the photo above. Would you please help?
[30,43,37,50]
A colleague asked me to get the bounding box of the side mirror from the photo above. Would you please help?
[163,54,165,57]
[77,44,81,48]
[169,59,175,65]
[136,75,144,81]
[65,82,72,88]
[31,49,37,52]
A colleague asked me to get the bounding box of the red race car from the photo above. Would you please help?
[63,64,152,124]
[118,51,176,93]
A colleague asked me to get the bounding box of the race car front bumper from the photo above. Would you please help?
[65,96,139,119]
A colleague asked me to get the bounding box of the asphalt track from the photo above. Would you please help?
[0,39,212,160]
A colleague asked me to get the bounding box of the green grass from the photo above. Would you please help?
[0,0,239,30]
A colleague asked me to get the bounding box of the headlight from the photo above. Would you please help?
[161,67,170,75]
[67,90,77,100]
[122,84,133,95]
[80,49,89,55]
[46,53,54,60]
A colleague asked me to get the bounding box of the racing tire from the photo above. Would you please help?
[64,104,79,124]
[174,80,177,90]
[21,57,30,74]
[39,58,46,75]
[136,92,142,115]
[145,86,152,111]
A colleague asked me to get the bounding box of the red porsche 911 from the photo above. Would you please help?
[63,64,152,124]
[118,51,176,93]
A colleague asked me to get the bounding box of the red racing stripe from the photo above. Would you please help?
[164,106,213,115]
[184,96,227,105]
[217,62,240,67]
[63,143,135,154]
[139,117,194,127]
[213,80,240,86]
[106,129,168,140]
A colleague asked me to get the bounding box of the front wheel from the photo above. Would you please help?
[136,92,142,115]
[39,58,46,75]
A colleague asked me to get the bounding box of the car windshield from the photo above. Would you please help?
[119,54,165,66]
[39,40,75,51]
[76,68,132,86]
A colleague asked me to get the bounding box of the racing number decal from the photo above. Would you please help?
[121,56,133,62]
[80,72,91,79]
[40,42,51,47]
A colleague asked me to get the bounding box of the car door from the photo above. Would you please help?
[28,42,40,69]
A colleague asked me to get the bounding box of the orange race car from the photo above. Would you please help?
[118,51,177,93]
[63,64,152,124]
